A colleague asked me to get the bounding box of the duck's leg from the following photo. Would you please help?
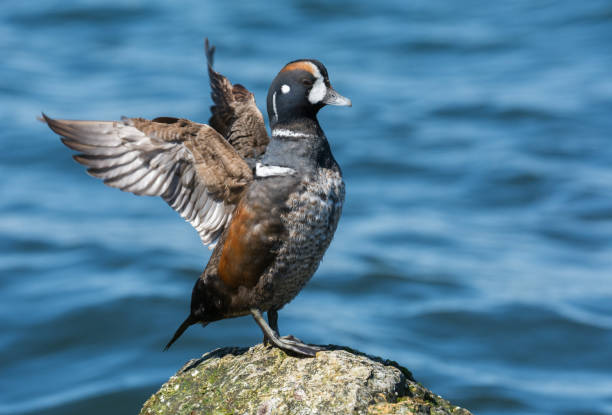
[263,308,279,346]
[264,308,305,345]
[251,308,324,357]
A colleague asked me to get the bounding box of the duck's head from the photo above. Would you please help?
[266,59,351,126]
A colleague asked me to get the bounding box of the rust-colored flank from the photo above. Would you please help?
[218,202,275,289]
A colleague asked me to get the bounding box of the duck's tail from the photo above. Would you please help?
[164,314,204,351]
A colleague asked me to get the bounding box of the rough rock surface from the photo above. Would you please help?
[140,344,472,415]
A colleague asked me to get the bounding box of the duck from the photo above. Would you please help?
[42,39,351,357]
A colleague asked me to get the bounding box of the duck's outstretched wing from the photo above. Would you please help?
[205,39,269,160]
[43,114,253,245]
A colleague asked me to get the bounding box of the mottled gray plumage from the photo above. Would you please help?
[250,166,344,310]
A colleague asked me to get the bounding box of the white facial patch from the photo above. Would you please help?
[255,162,296,177]
[308,77,326,104]
[281,84,290,94]
[306,62,327,104]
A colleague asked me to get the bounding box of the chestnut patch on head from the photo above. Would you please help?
[280,61,317,76]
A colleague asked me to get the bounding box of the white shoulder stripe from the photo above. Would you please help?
[255,162,296,177]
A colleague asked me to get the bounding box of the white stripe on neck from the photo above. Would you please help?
[271,129,315,139]
[272,91,278,122]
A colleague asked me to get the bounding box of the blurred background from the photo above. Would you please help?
[2,1,612,414]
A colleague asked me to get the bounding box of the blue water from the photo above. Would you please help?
[2,1,612,414]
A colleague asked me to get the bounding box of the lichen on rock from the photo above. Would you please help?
[140,344,472,415]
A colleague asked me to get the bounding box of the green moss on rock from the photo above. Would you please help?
[140,344,471,415]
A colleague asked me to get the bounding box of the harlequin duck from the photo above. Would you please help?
[42,39,351,357]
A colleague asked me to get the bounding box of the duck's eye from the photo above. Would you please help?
[302,78,313,87]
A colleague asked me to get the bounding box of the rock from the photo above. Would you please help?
[140,344,472,415]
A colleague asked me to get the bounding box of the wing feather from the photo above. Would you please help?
[43,114,252,245]
[205,39,269,160]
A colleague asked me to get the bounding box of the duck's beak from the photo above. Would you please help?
[322,87,352,107]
